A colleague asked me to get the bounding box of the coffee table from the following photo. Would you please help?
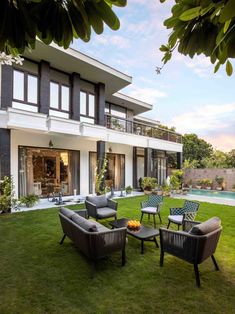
[110,218,159,254]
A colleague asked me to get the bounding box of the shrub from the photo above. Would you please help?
[215,176,224,186]
[125,186,133,194]
[141,177,157,191]
[19,194,39,208]
[170,175,181,190]
[201,178,212,187]
[0,176,16,213]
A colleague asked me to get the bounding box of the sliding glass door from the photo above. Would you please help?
[19,146,79,197]
[89,152,125,194]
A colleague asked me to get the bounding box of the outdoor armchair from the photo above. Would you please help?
[140,195,163,227]
[167,200,199,229]
[160,217,222,287]
[85,195,117,221]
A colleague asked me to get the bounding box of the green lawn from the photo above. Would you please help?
[0,196,235,314]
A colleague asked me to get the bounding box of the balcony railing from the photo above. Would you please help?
[105,114,182,143]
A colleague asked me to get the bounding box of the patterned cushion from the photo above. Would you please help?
[71,214,97,232]
[86,195,108,208]
[189,217,221,235]
[60,207,75,219]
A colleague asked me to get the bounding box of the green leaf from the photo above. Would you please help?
[226,60,233,76]
[214,62,220,73]
[224,19,231,33]
[159,45,168,52]
[179,7,201,21]
[220,0,235,23]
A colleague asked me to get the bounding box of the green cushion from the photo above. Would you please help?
[189,217,221,235]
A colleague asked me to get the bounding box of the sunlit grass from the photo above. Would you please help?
[0,196,234,313]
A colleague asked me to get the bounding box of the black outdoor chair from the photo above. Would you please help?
[85,195,117,221]
[167,200,199,229]
[140,195,163,228]
[160,217,222,287]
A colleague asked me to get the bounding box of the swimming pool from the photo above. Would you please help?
[189,189,235,200]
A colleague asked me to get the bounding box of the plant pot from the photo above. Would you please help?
[216,187,222,191]
[176,189,182,194]
[157,191,163,196]
[196,186,201,189]
[144,190,152,195]
[206,187,212,190]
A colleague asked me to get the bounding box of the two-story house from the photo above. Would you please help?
[0,41,183,198]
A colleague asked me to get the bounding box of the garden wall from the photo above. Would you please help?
[184,168,235,191]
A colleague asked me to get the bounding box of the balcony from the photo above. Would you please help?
[105,114,182,143]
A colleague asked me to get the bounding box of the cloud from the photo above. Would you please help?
[204,134,235,152]
[94,35,130,48]
[170,103,235,134]
[125,86,167,104]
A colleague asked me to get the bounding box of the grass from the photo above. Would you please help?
[0,196,235,314]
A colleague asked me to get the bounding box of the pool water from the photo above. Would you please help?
[189,189,235,200]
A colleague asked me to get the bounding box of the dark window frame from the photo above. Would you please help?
[49,80,71,114]
[12,68,39,106]
[80,90,96,120]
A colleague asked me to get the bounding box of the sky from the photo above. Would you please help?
[72,0,235,152]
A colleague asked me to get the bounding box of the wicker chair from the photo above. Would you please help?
[160,217,222,287]
[59,207,126,273]
[167,200,199,229]
[85,195,118,221]
[140,195,163,228]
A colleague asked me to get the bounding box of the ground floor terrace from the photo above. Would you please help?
[0,196,234,313]
[0,128,182,199]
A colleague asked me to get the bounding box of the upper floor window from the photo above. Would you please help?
[105,103,127,119]
[50,82,70,112]
[80,91,95,124]
[13,69,38,104]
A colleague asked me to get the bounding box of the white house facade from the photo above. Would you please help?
[0,41,183,198]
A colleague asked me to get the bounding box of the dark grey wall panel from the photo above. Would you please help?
[1,65,13,109]
[71,72,80,121]
[0,129,11,179]
[96,83,105,126]
[39,60,50,114]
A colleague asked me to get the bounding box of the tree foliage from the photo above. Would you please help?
[160,0,235,75]
[0,0,126,55]
[183,133,213,167]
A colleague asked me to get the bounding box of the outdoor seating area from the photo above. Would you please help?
[0,195,234,313]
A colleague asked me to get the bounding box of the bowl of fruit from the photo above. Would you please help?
[127,220,141,231]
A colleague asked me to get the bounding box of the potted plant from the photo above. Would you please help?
[141,177,157,194]
[169,175,181,193]
[195,179,202,189]
[232,183,235,192]
[201,178,212,190]
[162,185,171,196]
[19,194,39,208]
[215,176,224,191]
[125,185,133,195]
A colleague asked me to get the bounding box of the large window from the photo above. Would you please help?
[13,69,38,105]
[19,147,80,198]
[89,152,125,193]
[50,82,70,112]
[80,91,95,124]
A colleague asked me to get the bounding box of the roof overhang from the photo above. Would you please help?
[23,41,132,95]
[106,92,153,115]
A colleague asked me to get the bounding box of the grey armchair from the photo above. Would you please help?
[160,217,222,287]
[85,195,117,221]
